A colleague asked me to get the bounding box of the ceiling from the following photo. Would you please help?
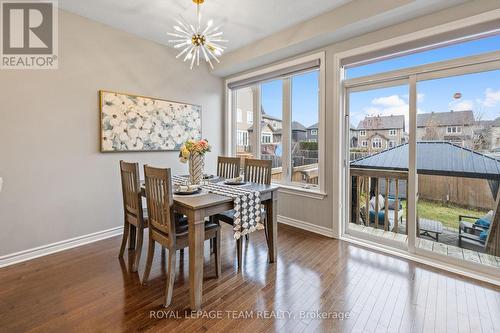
[59,0,352,52]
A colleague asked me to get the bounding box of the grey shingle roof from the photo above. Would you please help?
[357,115,404,130]
[416,110,474,127]
[307,123,319,130]
[350,141,500,180]
[292,121,307,131]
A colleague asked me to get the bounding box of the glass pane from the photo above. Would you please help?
[261,79,283,182]
[291,70,319,188]
[347,34,500,79]
[416,69,500,268]
[348,83,409,243]
[235,87,255,158]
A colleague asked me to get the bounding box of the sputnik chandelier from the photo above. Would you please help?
[168,0,227,69]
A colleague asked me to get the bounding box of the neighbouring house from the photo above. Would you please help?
[356,115,405,151]
[416,110,475,147]
[291,121,307,142]
[475,117,500,155]
[306,123,318,142]
[235,87,255,153]
[262,110,283,131]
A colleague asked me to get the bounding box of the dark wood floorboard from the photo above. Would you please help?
[0,224,499,333]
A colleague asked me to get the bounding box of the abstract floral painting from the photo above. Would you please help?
[99,91,202,152]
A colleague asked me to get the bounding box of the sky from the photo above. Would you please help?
[261,34,499,130]
[261,71,319,128]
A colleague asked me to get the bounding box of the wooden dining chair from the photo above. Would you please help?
[217,156,241,179]
[142,165,221,307]
[119,161,147,272]
[215,158,272,269]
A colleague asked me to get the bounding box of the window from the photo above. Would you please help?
[389,140,396,148]
[292,70,320,188]
[447,126,462,134]
[359,130,366,136]
[261,133,272,144]
[361,140,367,147]
[346,34,500,78]
[247,111,253,124]
[237,130,248,146]
[234,87,255,157]
[389,129,396,136]
[228,53,324,191]
[372,138,382,149]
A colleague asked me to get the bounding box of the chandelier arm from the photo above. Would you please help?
[189,50,197,69]
[201,46,214,70]
[183,46,195,61]
[204,46,220,63]
[176,44,193,59]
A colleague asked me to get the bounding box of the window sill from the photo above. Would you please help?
[273,182,327,200]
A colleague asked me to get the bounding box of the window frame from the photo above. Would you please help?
[225,52,326,196]
[261,132,272,144]
[389,129,397,136]
[359,130,366,136]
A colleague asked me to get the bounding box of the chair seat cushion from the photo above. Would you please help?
[475,218,491,229]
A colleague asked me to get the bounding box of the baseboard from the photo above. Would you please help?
[0,226,123,268]
[278,215,335,238]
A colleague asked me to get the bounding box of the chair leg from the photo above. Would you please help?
[142,239,155,284]
[164,248,177,307]
[179,248,184,257]
[236,237,242,270]
[215,232,221,278]
[245,234,249,242]
[119,221,130,258]
[129,224,137,249]
[132,225,144,272]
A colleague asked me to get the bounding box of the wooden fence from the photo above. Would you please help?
[418,175,496,210]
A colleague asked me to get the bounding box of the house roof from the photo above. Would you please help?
[247,121,274,132]
[416,110,474,127]
[292,121,307,131]
[274,121,307,134]
[350,141,500,180]
[357,115,404,130]
[261,107,282,122]
[307,123,319,130]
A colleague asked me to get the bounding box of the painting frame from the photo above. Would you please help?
[99,90,202,153]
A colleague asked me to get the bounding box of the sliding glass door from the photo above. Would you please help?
[346,81,410,249]
[343,42,500,271]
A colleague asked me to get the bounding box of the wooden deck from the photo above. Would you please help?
[349,223,500,269]
[1,223,499,332]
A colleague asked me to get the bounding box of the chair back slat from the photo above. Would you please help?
[217,156,241,179]
[144,165,175,241]
[120,161,142,217]
[244,158,272,185]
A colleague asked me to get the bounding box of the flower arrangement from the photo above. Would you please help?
[179,139,211,163]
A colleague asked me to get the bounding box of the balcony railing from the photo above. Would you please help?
[350,168,408,234]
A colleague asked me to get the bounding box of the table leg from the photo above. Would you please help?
[188,211,205,310]
[265,191,278,263]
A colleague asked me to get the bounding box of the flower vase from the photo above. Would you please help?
[189,152,204,185]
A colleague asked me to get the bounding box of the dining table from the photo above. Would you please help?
[141,176,279,310]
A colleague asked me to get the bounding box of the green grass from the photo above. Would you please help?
[403,199,488,230]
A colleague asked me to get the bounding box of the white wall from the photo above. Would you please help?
[221,0,500,235]
[0,10,223,256]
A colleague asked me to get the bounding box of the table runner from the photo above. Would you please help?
[173,176,265,239]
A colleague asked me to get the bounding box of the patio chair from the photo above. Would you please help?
[458,214,489,248]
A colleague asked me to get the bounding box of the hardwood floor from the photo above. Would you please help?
[1,224,499,333]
